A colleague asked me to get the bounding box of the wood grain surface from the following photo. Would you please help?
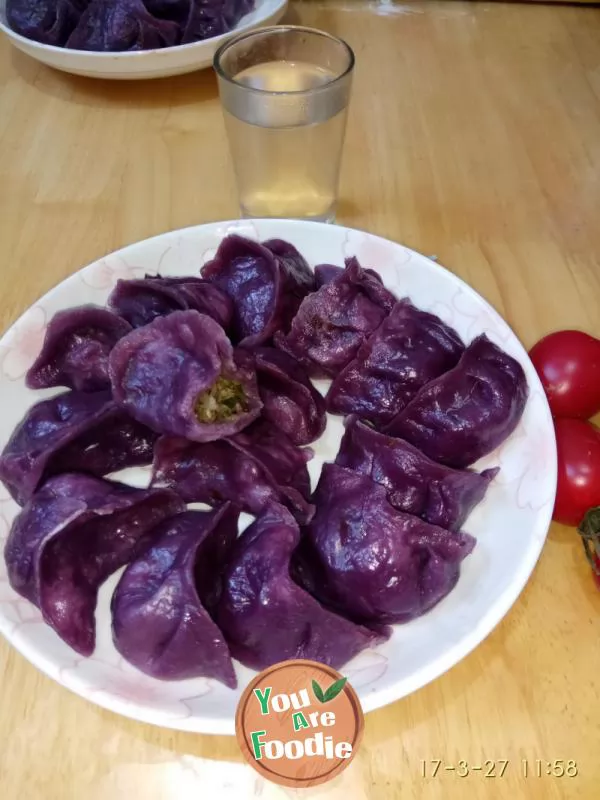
[0,2,599,798]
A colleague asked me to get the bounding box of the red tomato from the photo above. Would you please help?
[553,418,600,525]
[529,330,600,418]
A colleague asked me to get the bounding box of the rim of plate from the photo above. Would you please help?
[0,0,288,60]
[0,219,557,734]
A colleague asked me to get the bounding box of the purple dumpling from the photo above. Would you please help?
[327,299,464,425]
[216,503,386,671]
[384,334,529,467]
[0,390,157,506]
[274,257,396,377]
[296,464,475,625]
[26,305,132,393]
[336,417,498,531]
[152,419,313,523]
[112,506,239,687]
[108,276,233,332]
[4,474,184,656]
[7,0,86,46]
[180,0,227,43]
[179,0,255,44]
[66,0,180,51]
[143,0,189,21]
[314,263,383,288]
[254,347,326,445]
[201,235,315,347]
[109,310,262,441]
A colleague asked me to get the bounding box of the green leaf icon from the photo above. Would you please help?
[312,676,348,703]
[312,679,325,703]
[323,677,347,702]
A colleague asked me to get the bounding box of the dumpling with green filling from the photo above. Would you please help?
[109,309,262,442]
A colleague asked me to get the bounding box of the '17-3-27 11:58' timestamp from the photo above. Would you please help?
[421,760,578,778]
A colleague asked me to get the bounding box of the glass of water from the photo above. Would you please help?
[214,26,354,222]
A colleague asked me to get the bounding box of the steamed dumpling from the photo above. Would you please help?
[254,347,326,445]
[384,334,529,467]
[201,235,315,347]
[4,474,184,655]
[296,464,476,624]
[327,299,464,425]
[112,506,239,686]
[109,309,262,442]
[216,503,386,671]
[274,257,396,377]
[108,275,232,331]
[152,419,314,523]
[26,305,132,393]
[0,390,157,506]
[336,416,497,531]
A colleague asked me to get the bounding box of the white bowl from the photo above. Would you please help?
[0,219,557,734]
[0,0,288,79]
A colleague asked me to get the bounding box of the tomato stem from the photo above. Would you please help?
[578,508,600,576]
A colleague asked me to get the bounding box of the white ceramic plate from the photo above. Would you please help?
[0,0,287,79]
[0,220,556,734]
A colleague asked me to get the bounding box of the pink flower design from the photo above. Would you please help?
[452,289,511,346]
[0,306,46,380]
[199,223,260,269]
[427,300,456,328]
[80,256,145,290]
[496,392,556,511]
[71,657,207,719]
[0,577,19,605]
[155,246,173,275]
[342,230,411,275]
[222,221,259,240]
[0,484,13,503]
[200,247,217,266]
[179,684,219,717]
[91,668,188,709]
[0,510,10,546]
[157,236,213,277]
[344,651,389,689]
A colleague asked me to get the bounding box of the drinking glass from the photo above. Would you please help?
[214,25,354,222]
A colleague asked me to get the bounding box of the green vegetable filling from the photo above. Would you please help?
[195,377,248,423]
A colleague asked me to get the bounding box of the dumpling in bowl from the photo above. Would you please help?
[181,0,255,44]
[66,0,180,51]
[384,334,529,468]
[0,390,157,506]
[201,235,315,347]
[295,464,475,625]
[216,503,386,671]
[254,347,326,445]
[26,305,132,393]
[274,257,396,377]
[336,417,498,531]
[152,419,314,523]
[6,0,85,47]
[109,309,262,441]
[4,474,184,656]
[326,299,464,426]
[112,506,239,687]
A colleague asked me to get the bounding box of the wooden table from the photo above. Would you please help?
[1,1,599,798]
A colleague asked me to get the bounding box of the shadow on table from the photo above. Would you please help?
[10,47,219,109]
